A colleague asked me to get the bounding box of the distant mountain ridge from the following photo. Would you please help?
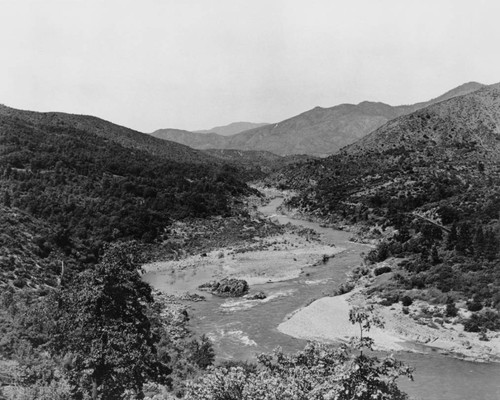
[150,82,485,156]
[195,122,269,136]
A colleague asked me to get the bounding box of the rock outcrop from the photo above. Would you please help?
[198,278,249,297]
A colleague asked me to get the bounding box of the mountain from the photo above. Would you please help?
[220,101,404,156]
[150,82,485,156]
[195,122,269,136]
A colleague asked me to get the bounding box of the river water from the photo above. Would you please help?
[144,197,500,400]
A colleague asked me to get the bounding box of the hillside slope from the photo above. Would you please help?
[203,149,316,175]
[0,109,254,289]
[344,83,499,157]
[0,105,215,164]
[195,121,269,136]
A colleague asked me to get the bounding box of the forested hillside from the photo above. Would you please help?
[272,85,500,325]
[0,110,254,289]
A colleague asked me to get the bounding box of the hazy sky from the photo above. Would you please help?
[1,0,499,132]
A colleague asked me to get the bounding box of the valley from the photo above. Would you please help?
[2,81,500,399]
[144,191,500,400]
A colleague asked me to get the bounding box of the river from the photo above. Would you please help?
[144,196,500,400]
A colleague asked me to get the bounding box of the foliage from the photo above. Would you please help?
[374,266,392,276]
[401,296,413,307]
[50,242,171,400]
[0,114,253,280]
[463,310,500,333]
[185,307,412,400]
[445,299,458,318]
[185,342,412,400]
[6,359,72,400]
[187,334,215,370]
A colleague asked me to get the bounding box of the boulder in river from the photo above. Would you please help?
[244,291,267,300]
[198,278,249,297]
[178,292,206,302]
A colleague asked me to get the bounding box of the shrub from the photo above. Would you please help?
[379,293,399,306]
[13,278,26,288]
[445,301,458,317]
[463,314,481,332]
[467,301,483,312]
[463,311,500,332]
[374,266,392,276]
[334,282,355,295]
[401,295,413,307]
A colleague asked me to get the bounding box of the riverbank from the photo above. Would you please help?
[266,191,500,363]
[278,273,500,363]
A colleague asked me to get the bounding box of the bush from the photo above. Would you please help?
[445,301,458,317]
[379,293,399,306]
[463,311,500,332]
[401,295,413,307]
[467,301,483,312]
[334,282,355,295]
[463,315,481,332]
[374,266,392,276]
[13,278,27,288]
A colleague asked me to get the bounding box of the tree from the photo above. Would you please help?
[445,297,458,318]
[187,334,215,370]
[52,242,171,400]
[430,245,441,265]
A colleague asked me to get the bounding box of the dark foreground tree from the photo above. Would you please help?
[52,242,171,400]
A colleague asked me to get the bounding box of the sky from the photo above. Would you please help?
[1,0,499,132]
